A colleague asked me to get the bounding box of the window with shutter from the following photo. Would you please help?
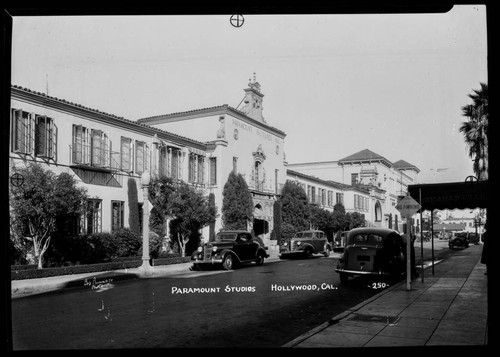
[11,109,33,154]
[209,157,217,185]
[171,149,179,180]
[121,137,132,171]
[135,141,145,174]
[198,156,205,184]
[73,125,83,164]
[159,146,167,177]
[91,129,102,167]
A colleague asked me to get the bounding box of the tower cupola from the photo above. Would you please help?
[240,73,266,123]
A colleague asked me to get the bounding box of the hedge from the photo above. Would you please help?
[11,256,193,280]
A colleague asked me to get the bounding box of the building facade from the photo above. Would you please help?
[10,79,421,260]
[285,169,373,223]
[287,149,421,232]
[10,78,288,257]
[9,85,210,239]
[137,77,287,255]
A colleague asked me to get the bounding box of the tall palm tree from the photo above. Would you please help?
[459,82,488,180]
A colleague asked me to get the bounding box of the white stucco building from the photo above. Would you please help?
[287,149,421,232]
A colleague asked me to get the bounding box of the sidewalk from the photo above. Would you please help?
[283,244,488,347]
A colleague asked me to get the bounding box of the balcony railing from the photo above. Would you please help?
[69,144,120,172]
[247,177,276,194]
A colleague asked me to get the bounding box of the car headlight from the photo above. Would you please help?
[197,246,203,253]
[296,241,301,246]
[212,246,218,252]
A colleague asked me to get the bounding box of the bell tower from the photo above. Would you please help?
[241,73,265,123]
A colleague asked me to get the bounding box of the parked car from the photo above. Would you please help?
[279,230,332,259]
[448,232,469,249]
[467,232,480,245]
[191,230,269,270]
[333,231,348,252]
[335,227,407,284]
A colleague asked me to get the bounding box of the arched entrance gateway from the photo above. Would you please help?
[251,201,274,248]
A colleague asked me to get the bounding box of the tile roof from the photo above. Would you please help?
[338,149,391,164]
[392,159,420,172]
[286,168,367,193]
[11,85,206,147]
[137,104,286,136]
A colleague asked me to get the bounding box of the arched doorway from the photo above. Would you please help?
[253,204,269,236]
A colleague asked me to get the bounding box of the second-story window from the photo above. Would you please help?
[90,130,110,168]
[11,109,32,154]
[159,146,168,177]
[188,154,196,183]
[189,154,206,185]
[254,161,261,186]
[171,148,180,180]
[35,115,57,159]
[72,125,90,165]
[351,173,359,186]
[336,192,344,206]
[197,156,205,184]
[121,137,132,172]
[135,140,149,175]
[11,109,58,160]
[209,157,217,186]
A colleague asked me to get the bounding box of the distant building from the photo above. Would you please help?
[287,149,421,232]
[285,169,374,226]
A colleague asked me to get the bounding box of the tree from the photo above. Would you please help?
[309,205,335,240]
[279,180,310,232]
[9,163,88,268]
[271,200,282,241]
[169,182,217,257]
[149,175,176,237]
[460,82,488,180]
[345,212,366,230]
[127,178,141,235]
[221,171,254,230]
[332,203,347,233]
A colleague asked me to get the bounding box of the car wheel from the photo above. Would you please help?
[339,273,349,284]
[324,247,331,257]
[222,254,234,270]
[256,254,265,266]
[305,248,313,258]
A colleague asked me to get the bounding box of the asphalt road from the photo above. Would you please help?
[12,254,383,349]
[10,238,459,349]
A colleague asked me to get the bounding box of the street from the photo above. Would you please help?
[11,238,458,349]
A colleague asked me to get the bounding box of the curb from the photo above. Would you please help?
[282,258,445,348]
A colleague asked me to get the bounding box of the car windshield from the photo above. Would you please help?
[296,231,322,238]
[349,233,383,246]
[216,233,237,242]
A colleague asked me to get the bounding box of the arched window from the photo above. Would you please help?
[255,161,261,184]
[375,201,382,222]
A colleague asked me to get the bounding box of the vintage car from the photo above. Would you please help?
[467,232,480,245]
[191,230,269,270]
[333,231,349,252]
[449,232,470,249]
[335,227,407,284]
[279,230,332,259]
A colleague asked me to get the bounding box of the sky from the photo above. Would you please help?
[9,5,488,184]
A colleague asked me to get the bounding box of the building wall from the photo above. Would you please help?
[10,95,157,233]
[287,159,420,232]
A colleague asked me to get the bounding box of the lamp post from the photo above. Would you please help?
[140,170,152,270]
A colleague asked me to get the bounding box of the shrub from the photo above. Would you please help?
[81,232,115,264]
[137,231,165,259]
[113,228,141,257]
